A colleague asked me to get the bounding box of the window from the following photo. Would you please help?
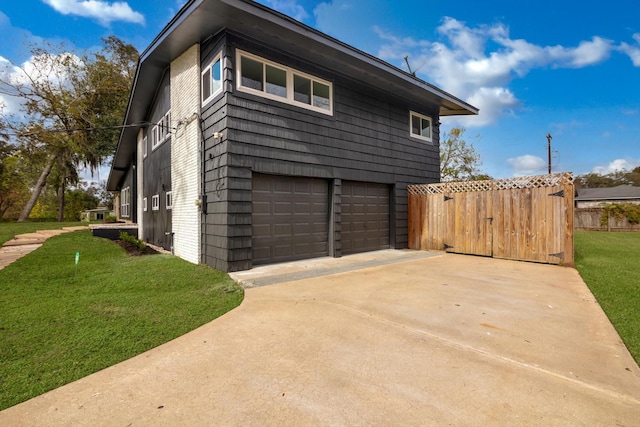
[166,191,173,210]
[152,194,160,211]
[151,110,171,150]
[143,136,148,158]
[410,111,432,142]
[202,53,223,104]
[143,197,148,212]
[121,187,130,218]
[236,50,333,115]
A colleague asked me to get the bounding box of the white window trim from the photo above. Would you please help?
[121,187,130,218]
[409,111,433,143]
[143,197,148,212]
[166,191,173,210]
[151,194,160,211]
[143,135,148,158]
[236,49,333,116]
[151,110,171,151]
[202,53,223,105]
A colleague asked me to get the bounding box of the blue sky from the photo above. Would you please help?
[1,0,639,180]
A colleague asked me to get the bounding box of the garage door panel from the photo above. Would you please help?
[252,174,329,265]
[342,181,390,255]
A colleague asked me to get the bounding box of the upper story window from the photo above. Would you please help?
[152,194,160,211]
[202,53,223,105]
[236,50,333,115]
[151,110,171,151]
[166,191,173,210]
[410,111,432,142]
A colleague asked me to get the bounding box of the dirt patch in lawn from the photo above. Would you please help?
[115,240,161,256]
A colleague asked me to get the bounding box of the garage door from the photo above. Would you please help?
[252,174,329,265]
[341,181,390,255]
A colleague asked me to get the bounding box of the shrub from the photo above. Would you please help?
[119,232,146,250]
[600,203,640,226]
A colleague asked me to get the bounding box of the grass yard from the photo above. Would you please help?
[574,231,640,365]
[0,229,244,411]
[0,221,88,246]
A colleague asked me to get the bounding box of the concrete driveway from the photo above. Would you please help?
[1,251,639,426]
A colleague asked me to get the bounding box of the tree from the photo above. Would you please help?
[439,127,484,182]
[576,169,639,189]
[0,37,138,222]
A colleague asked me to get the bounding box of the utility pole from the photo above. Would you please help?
[546,133,552,174]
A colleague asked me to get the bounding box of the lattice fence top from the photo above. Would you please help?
[408,172,574,195]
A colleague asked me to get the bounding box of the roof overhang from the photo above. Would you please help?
[107,0,478,190]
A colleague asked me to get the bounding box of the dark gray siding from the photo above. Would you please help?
[200,33,440,271]
[142,70,172,250]
[121,167,136,223]
[200,35,250,271]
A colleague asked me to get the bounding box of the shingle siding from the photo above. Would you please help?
[141,71,172,250]
[196,36,440,270]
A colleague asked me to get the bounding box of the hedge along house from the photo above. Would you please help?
[106,0,478,272]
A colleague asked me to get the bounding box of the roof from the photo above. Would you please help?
[107,0,478,191]
[575,185,640,201]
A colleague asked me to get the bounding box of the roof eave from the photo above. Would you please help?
[107,0,478,191]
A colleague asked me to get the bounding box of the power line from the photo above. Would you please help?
[3,122,157,138]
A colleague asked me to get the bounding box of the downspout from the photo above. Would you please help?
[199,115,207,264]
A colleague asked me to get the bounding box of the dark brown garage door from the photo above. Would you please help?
[341,181,390,255]
[252,174,329,265]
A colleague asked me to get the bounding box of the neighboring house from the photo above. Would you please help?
[106,0,477,272]
[575,185,640,208]
[81,207,113,222]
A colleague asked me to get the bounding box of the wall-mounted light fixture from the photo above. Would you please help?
[213,132,223,139]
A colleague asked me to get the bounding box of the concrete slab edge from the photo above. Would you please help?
[234,251,444,288]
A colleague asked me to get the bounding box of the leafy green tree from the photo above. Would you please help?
[576,168,640,189]
[0,37,138,222]
[64,187,99,221]
[439,127,484,181]
[626,167,640,186]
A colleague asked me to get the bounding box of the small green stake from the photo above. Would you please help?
[74,252,79,276]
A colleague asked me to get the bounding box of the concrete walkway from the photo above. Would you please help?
[1,252,639,425]
[0,226,88,270]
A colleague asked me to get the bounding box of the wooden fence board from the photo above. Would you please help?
[408,173,574,265]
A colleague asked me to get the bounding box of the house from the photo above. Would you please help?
[575,185,640,208]
[80,207,113,222]
[106,0,477,272]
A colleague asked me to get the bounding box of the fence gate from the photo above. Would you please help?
[408,173,574,265]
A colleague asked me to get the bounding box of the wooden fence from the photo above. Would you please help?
[408,173,574,265]
[575,208,640,231]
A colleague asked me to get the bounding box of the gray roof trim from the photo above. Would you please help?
[107,0,477,190]
[575,185,640,201]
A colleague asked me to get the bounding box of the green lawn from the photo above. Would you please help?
[574,231,640,365]
[0,229,243,410]
[0,221,88,246]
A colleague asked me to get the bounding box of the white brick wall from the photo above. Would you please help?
[136,129,144,240]
[170,44,201,264]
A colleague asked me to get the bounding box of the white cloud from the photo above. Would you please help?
[619,33,640,66]
[0,52,83,116]
[547,36,612,68]
[0,56,25,114]
[42,0,145,26]
[262,0,309,22]
[593,158,640,174]
[375,18,617,127]
[508,155,547,176]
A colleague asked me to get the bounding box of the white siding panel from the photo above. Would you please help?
[170,44,201,264]
[136,129,144,240]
